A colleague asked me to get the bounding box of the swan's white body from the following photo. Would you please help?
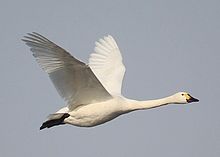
[64,95,175,127]
[22,33,199,129]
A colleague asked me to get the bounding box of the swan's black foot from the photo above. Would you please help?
[40,113,70,130]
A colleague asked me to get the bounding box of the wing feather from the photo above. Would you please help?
[22,32,112,110]
[89,35,126,95]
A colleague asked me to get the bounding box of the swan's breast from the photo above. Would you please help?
[65,97,125,127]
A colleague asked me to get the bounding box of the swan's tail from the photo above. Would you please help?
[40,113,70,130]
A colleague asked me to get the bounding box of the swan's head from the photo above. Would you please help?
[173,92,199,104]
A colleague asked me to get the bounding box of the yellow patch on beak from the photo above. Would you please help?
[185,94,191,101]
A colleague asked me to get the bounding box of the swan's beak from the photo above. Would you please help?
[186,94,199,103]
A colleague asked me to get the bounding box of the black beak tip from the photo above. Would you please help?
[193,98,199,102]
[187,97,199,103]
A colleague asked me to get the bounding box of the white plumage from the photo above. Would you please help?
[89,35,125,95]
[22,32,199,130]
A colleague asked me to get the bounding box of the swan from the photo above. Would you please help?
[22,32,199,130]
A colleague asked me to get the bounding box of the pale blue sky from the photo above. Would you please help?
[0,0,219,156]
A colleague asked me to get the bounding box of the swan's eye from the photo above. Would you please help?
[181,94,184,96]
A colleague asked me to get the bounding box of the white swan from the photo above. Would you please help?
[22,32,199,130]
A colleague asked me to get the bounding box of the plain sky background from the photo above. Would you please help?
[0,0,219,157]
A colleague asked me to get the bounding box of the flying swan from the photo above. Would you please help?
[22,32,199,130]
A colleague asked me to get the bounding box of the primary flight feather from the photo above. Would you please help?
[22,32,199,130]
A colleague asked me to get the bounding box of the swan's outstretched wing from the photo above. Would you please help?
[89,35,126,95]
[22,32,112,110]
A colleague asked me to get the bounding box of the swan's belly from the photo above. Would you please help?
[64,98,124,127]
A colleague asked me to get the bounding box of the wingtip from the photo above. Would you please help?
[21,33,30,41]
[21,38,25,42]
[107,34,113,38]
[21,33,33,42]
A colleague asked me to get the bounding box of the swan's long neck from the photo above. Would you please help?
[124,95,175,112]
